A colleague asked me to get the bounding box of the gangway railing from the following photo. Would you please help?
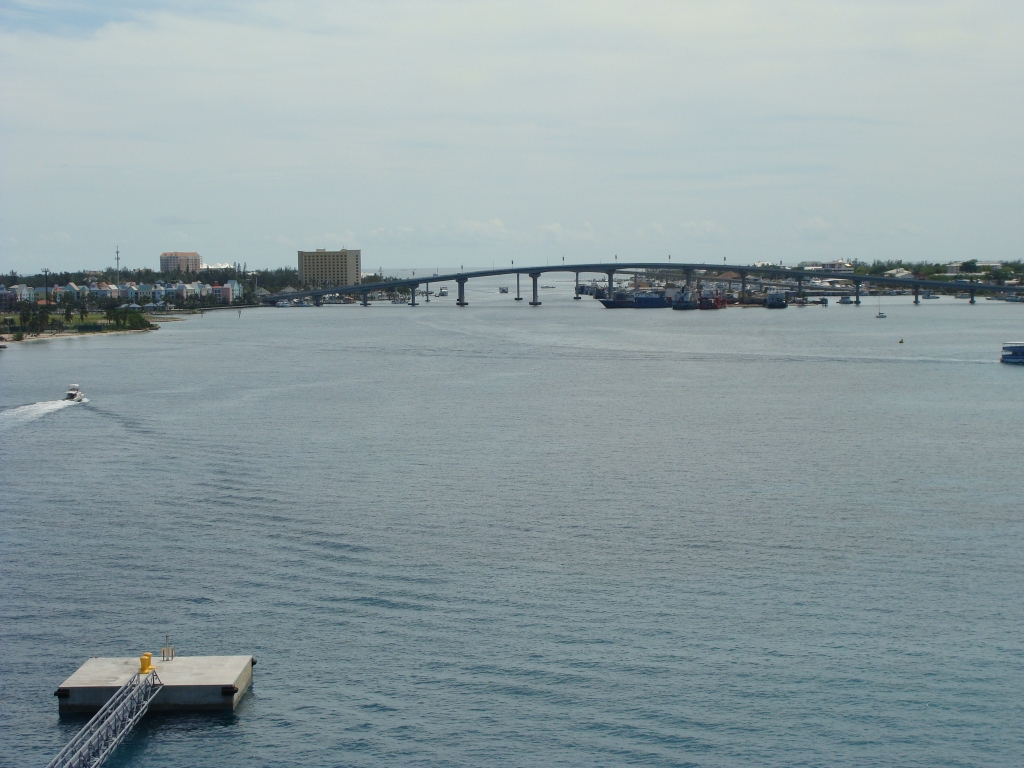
[46,671,163,768]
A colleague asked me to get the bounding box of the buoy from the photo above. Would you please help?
[899,339,903,343]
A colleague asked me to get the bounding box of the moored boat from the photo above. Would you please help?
[672,288,699,310]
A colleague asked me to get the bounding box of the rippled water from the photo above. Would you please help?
[2,285,1023,767]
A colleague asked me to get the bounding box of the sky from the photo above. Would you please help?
[1,1,1022,274]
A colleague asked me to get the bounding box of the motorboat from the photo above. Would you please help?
[1000,342,1024,365]
[838,296,854,305]
[438,286,449,297]
[276,300,291,307]
[499,287,509,293]
[64,384,85,402]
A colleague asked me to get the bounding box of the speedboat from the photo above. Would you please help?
[498,287,509,293]
[438,286,449,296]
[64,384,85,402]
[1000,342,1024,365]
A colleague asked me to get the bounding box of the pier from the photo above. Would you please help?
[47,652,254,768]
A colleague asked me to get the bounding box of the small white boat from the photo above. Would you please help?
[64,384,85,402]
[276,300,291,307]
[438,286,449,297]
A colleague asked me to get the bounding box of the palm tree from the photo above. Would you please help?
[78,300,89,323]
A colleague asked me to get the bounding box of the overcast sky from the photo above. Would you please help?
[1,1,1022,274]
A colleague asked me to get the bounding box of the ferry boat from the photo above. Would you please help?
[635,293,670,308]
[765,291,787,309]
[1000,342,1024,365]
[64,384,85,402]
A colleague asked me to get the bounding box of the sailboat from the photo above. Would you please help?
[876,295,886,318]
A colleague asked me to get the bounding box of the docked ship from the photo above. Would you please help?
[1001,342,1024,365]
[598,292,670,308]
[672,288,699,310]
[698,289,727,310]
[765,291,788,309]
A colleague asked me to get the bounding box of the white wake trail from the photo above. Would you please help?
[0,399,87,430]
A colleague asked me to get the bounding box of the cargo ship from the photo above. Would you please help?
[698,289,727,310]
[672,289,699,310]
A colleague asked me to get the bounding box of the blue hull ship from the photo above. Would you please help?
[599,293,670,309]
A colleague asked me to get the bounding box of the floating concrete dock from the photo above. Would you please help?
[55,655,254,713]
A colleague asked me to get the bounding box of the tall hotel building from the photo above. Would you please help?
[297,248,361,288]
[160,251,202,272]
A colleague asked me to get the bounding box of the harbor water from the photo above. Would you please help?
[2,285,1022,766]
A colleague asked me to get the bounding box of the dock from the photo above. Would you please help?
[55,654,255,713]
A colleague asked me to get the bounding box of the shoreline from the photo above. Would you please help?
[1,326,162,345]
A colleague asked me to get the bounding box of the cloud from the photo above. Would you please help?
[798,217,832,241]
[678,221,726,241]
[156,215,208,226]
[1,1,1022,271]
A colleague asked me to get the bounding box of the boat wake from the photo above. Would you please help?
[0,399,87,430]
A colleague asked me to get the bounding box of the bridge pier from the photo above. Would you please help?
[457,278,468,306]
[424,282,429,302]
[740,272,747,303]
[574,272,581,299]
[970,289,976,304]
[409,283,418,306]
[515,273,522,301]
[607,271,615,300]
[914,285,920,305]
[529,273,541,306]
[685,269,693,289]
[854,280,862,305]
[361,291,369,307]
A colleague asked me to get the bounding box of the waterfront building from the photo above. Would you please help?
[160,251,202,273]
[297,248,361,288]
[822,261,854,273]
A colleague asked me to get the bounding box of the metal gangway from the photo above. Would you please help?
[46,671,163,768]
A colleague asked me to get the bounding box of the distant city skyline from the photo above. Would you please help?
[2,1,1022,274]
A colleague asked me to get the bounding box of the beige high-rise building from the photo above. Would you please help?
[297,248,361,287]
[160,252,202,272]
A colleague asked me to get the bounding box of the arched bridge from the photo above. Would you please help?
[264,262,1022,307]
